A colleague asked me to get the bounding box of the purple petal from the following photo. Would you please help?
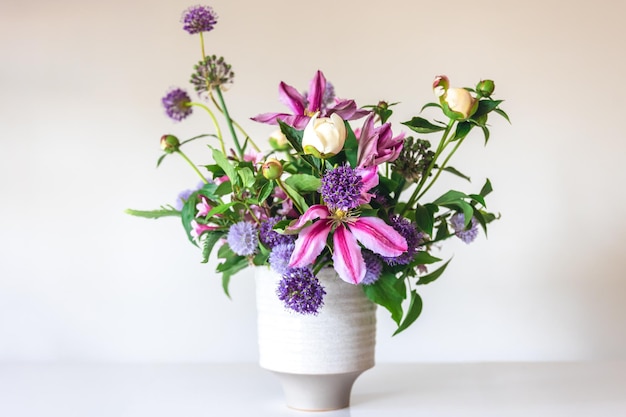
[250,112,289,125]
[332,224,366,284]
[278,82,306,116]
[356,113,378,167]
[288,219,332,268]
[307,70,327,113]
[286,205,329,231]
[327,99,370,121]
[349,216,408,257]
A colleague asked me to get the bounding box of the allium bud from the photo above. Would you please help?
[262,158,283,180]
[476,79,495,98]
[301,112,346,159]
[160,134,180,153]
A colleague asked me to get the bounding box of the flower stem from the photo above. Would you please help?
[214,87,244,159]
[400,119,455,215]
[189,102,225,154]
[209,92,261,152]
[416,135,466,201]
[199,33,206,60]
[176,149,208,184]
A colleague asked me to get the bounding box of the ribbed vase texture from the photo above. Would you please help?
[255,266,377,374]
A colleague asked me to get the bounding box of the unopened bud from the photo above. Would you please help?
[476,79,495,98]
[262,158,283,180]
[160,134,180,153]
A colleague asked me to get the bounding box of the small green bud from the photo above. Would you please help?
[160,134,180,153]
[476,79,495,98]
[261,158,283,180]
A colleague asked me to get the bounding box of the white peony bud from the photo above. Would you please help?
[301,112,346,158]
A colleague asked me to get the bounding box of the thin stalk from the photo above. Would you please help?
[189,102,225,154]
[176,149,209,184]
[416,135,466,200]
[214,87,244,159]
[209,92,261,152]
[400,119,455,215]
[199,33,206,60]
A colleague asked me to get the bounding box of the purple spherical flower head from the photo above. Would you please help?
[226,221,258,256]
[181,5,218,34]
[277,267,326,315]
[162,88,192,121]
[382,215,423,266]
[269,243,295,275]
[361,250,383,285]
[319,165,363,211]
[450,213,479,244]
[259,216,296,249]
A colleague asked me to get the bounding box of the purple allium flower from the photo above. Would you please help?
[162,88,192,121]
[269,243,295,275]
[277,267,326,315]
[361,250,383,285]
[259,216,296,249]
[319,165,363,211]
[382,215,423,266]
[190,55,234,93]
[450,213,479,244]
[226,221,258,256]
[181,5,218,34]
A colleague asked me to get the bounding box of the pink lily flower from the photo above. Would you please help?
[287,205,407,284]
[356,113,405,168]
[251,70,369,130]
[191,220,219,239]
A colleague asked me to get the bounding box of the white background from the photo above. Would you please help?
[1,0,625,364]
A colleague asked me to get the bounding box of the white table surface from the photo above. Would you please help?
[1,362,625,417]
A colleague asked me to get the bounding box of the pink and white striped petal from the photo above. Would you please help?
[348,216,407,257]
[286,205,329,231]
[288,219,332,268]
[332,224,366,284]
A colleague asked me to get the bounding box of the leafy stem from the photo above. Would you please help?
[209,92,261,152]
[417,134,466,201]
[401,119,456,215]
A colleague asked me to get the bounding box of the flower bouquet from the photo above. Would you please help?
[127,5,509,336]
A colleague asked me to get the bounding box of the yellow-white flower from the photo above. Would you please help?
[301,112,346,158]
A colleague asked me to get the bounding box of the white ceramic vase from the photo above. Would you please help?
[255,266,377,411]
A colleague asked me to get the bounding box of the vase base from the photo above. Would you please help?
[270,370,365,411]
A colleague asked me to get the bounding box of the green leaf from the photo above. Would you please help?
[363,272,406,325]
[217,254,248,298]
[124,207,180,219]
[414,203,437,236]
[257,180,273,203]
[343,123,358,167]
[206,201,236,218]
[451,121,472,141]
[432,190,470,205]
[420,102,441,112]
[214,180,232,196]
[156,154,167,168]
[280,181,309,214]
[480,178,493,197]
[212,149,238,186]
[237,167,256,189]
[442,166,471,182]
[201,231,223,264]
[416,259,451,286]
[469,193,486,208]
[472,99,503,120]
[481,125,490,144]
[393,291,423,336]
[412,251,442,265]
[494,107,511,123]
[402,117,447,134]
[284,174,321,193]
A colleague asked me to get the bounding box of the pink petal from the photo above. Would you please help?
[327,100,369,121]
[332,224,366,284]
[307,70,326,113]
[349,216,408,257]
[286,205,329,231]
[278,81,306,116]
[357,166,379,193]
[356,113,378,168]
[289,219,332,268]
